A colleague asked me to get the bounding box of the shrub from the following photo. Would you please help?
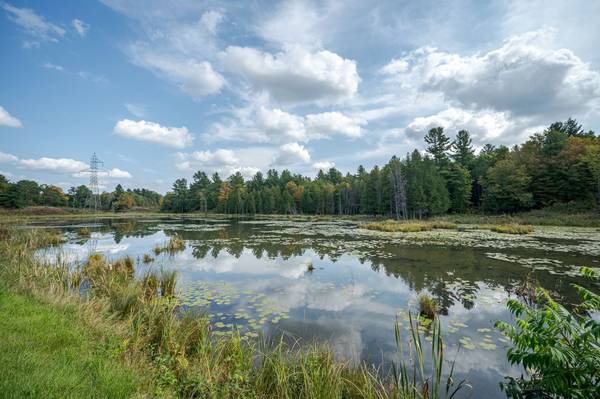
[495,267,600,398]
[491,224,534,234]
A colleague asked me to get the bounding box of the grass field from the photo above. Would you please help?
[0,287,141,399]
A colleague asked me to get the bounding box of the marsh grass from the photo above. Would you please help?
[77,227,91,237]
[418,293,438,319]
[365,220,458,233]
[0,226,471,398]
[154,235,186,255]
[490,224,534,235]
[142,253,154,263]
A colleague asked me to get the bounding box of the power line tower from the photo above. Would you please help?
[88,153,103,213]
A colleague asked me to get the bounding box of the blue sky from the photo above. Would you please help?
[1,0,599,193]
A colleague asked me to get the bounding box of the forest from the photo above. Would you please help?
[1,118,598,217]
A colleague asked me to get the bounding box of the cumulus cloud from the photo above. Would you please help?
[175,148,269,179]
[18,157,88,174]
[105,168,132,178]
[0,151,18,163]
[256,107,307,141]
[312,160,335,170]
[207,105,366,144]
[219,45,360,105]
[175,149,238,171]
[382,28,600,118]
[71,18,89,37]
[2,2,65,43]
[272,142,311,166]
[113,119,194,148]
[104,3,226,98]
[0,106,22,128]
[305,112,366,138]
[404,107,519,145]
[128,44,225,97]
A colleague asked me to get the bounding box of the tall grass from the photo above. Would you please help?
[0,226,471,398]
[418,294,438,319]
[365,220,457,233]
[490,224,534,235]
[154,235,186,255]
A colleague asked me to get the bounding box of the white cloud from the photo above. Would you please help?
[382,28,600,118]
[113,119,194,148]
[43,62,64,72]
[2,3,65,43]
[128,44,225,97]
[305,112,366,138]
[105,168,132,178]
[257,0,324,48]
[0,106,22,128]
[200,10,223,34]
[207,105,366,144]
[272,142,311,166]
[18,157,88,174]
[175,149,238,171]
[312,161,335,170]
[175,147,270,179]
[404,107,522,146]
[124,103,146,118]
[219,45,360,105]
[379,58,409,75]
[71,18,89,37]
[0,151,18,163]
[256,107,307,141]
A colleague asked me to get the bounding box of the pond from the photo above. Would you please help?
[32,217,600,398]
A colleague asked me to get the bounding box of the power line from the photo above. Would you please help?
[88,153,103,213]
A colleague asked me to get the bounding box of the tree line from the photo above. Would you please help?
[1,118,598,216]
[0,178,161,211]
[161,118,599,217]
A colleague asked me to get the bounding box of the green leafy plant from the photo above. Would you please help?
[495,267,600,398]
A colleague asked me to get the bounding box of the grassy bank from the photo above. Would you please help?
[0,226,468,398]
[2,205,598,227]
[0,288,142,398]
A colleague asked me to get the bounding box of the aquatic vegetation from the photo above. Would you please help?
[496,267,600,399]
[430,221,458,229]
[490,224,534,234]
[142,253,153,263]
[365,220,433,233]
[77,227,91,237]
[32,229,66,248]
[153,235,186,255]
[417,293,438,319]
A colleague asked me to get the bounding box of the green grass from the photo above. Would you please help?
[490,224,534,234]
[0,288,140,399]
[365,220,458,233]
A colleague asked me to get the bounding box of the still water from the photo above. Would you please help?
[33,217,600,397]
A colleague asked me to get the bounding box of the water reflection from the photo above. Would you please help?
[32,217,600,398]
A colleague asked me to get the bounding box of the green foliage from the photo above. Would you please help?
[495,267,600,398]
[482,159,533,212]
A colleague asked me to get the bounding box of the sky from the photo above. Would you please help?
[1,0,599,194]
